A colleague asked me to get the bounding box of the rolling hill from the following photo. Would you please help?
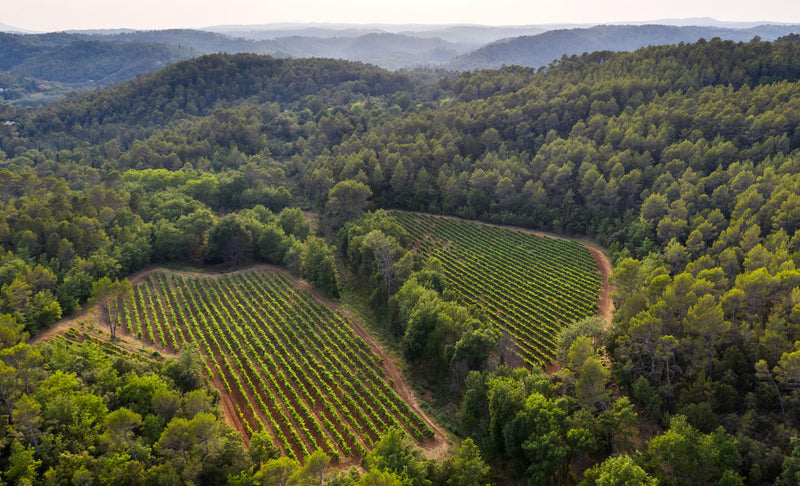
[449,23,800,70]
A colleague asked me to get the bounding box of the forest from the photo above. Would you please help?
[1,34,800,484]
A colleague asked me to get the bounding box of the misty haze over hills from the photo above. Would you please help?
[1,19,799,104]
[447,23,800,71]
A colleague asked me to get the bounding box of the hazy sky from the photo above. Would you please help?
[5,0,800,32]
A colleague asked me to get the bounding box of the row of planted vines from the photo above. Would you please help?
[394,212,602,368]
[115,269,434,463]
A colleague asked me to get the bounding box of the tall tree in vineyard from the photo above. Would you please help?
[89,277,132,339]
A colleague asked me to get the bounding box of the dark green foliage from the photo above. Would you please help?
[641,416,744,485]
[459,366,633,484]
[0,314,251,484]
[4,36,800,485]
[163,343,206,393]
[27,53,417,145]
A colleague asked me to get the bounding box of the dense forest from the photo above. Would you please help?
[2,34,800,483]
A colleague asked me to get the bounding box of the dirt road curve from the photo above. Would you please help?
[587,246,614,326]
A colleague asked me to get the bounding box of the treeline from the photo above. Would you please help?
[0,163,342,334]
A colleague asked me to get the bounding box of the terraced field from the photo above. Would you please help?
[394,212,602,368]
[47,328,160,363]
[115,269,435,463]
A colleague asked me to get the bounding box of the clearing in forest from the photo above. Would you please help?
[115,269,435,464]
[394,212,602,368]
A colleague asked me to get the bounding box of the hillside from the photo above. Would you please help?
[0,32,197,103]
[5,22,800,106]
[115,268,440,462]
[23,53,418,147]
[449,23,800,70]
[3,36,800,484]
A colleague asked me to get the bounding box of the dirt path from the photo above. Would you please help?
[587,246,614,326]
[28,311,92,346]
[213,376,250,444]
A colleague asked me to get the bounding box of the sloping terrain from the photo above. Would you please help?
[115,268,441,464]
[395,212,602,367]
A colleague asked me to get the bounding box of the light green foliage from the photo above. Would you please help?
[5,440,40,486]
[580,454,656,486]
[441,438,490,486]
[557,316,606,366]
[358,469,404,486]
[253,456,301,485]
[575,357,610,410]
[250,429,281,465]
[88,277,132,339]
[301,236,340,298]
[278,207,312,241]
[643,415,743,486]
[363,428,429,486]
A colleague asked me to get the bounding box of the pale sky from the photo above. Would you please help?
[4,0,800,32]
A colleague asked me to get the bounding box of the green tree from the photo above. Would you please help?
[643,415,743,486]
[362,230,405,301]
[301,237,340,298]
[253,456,300,486]
[101,407,143,460]
[363,428,429,486]
[580,454,657,486]
[88,277,132,339]
[249,430,280,465]
[442,438,490,486]
[328,180,372,227]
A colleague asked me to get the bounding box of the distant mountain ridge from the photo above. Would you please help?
[2,22,800,104]
[0,32,197,86]
[448,24,800,70]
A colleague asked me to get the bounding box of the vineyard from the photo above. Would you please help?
[394,212,602,368]
[114,269,435,463]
